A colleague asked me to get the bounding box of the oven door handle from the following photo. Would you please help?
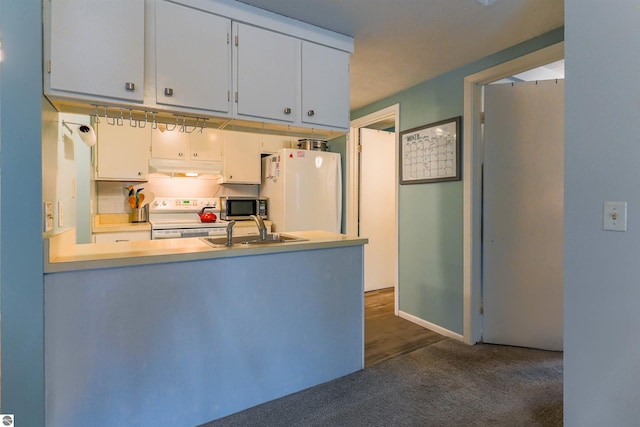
[180,230,211,238]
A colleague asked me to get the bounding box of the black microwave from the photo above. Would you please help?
[220,197,267,220]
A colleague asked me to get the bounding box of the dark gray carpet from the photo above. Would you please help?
[200,339,563,427]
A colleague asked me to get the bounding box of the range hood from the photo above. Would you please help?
[148,158,223,176]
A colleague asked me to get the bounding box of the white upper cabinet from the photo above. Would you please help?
[45,0,352,133]
[301,42,350,129]
[234,23,300,123]
[48,0,144,102]
[219,131,261,184]
[151,129,191,160]
[155,1,232,114]
[260,134,292,154]
[151,128,224,161]
[96,123,151,181]
[190,129,224,162]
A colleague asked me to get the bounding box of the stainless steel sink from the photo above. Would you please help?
[202,233,307,247]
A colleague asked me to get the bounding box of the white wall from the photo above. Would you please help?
[564,1,640,425]
[42,108,81,237]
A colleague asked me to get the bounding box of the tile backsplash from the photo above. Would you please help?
[97,175,259,213]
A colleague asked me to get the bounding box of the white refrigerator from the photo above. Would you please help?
[261,149,342,233]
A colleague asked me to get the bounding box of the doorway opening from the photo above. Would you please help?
[348,104,399,306]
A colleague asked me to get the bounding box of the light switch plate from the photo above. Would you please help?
[603,201,627,231]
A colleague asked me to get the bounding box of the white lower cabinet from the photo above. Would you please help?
[95,122,151,181]
[93,231,151,243]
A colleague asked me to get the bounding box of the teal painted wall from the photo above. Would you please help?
[351,28,564,334]
[0,0,45,425]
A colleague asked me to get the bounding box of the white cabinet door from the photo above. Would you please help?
[93,231,150,243]
[49,0,144,102]
[220,132,261,184]
[301,42,350,129]
[260,134,292,154]
[151,128,190,160]
[152,128,223,161]
[190,129,224,162]
[234,23,299,123]
[96,123,151,181]
[155,1,231,114]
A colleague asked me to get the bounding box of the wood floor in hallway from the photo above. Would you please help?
[365,288,447,367]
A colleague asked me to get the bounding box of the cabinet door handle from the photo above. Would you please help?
[115,239,130,242]
[178,152,184,157]
[164,87,174,97]
[193,152,198,157]
[125,82,135,91]
[283,107,292,115]
[307,110,315,117]
[137,171,142,176]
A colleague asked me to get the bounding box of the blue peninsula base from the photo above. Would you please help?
[45,245,364,427]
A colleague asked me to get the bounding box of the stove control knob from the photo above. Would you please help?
[162,200,168,206]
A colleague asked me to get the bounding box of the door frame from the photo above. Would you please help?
[462,42,564,344]
[348,104,400,311]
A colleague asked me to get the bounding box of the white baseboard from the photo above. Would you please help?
[398,311,464,342]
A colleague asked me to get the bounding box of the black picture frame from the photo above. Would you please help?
[399,116,462,184]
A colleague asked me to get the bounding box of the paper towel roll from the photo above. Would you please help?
[78,125,96,147]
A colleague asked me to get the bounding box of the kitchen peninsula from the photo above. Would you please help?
[41,0,358,424]
[44,230,366,427]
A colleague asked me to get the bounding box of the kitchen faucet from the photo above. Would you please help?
[250,215,268,240]
[225,220,236,246]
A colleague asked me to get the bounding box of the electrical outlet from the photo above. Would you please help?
[603,201,627,231]
[45,202,54,232]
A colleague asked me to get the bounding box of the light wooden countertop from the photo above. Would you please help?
[45,228,367,273]
[92,214,151,233]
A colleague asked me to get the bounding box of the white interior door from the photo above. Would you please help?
[360,128,397,292]
[482,80,564,351]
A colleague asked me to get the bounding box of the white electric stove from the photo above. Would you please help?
[149,197,230,240]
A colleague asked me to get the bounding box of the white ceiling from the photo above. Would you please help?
[236,0,564,110]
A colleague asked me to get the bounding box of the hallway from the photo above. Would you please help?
[365,288,447,367]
